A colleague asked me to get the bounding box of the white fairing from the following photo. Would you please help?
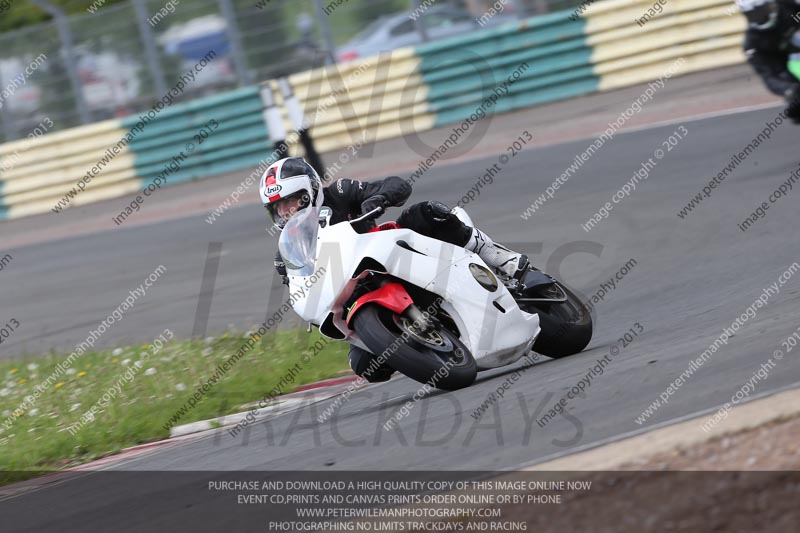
[278,209,540,369]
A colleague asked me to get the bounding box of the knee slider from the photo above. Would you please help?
[424,201,452,222]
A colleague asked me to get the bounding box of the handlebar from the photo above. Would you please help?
[349,205,385,225]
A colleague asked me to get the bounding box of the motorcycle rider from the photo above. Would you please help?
[736,0,800,120]
[261,157,529,382]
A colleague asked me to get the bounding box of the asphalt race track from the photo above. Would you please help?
[3,103,800,484]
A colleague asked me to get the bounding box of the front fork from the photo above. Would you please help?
[345,277,443,339]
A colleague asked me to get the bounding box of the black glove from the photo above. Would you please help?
[274,251,288,285]
[360,195,387,217]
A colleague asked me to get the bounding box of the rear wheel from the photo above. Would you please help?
[520,281,592,358]
[352,304,477,390]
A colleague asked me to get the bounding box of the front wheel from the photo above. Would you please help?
[520,281,593,358]
[351,304,477,390]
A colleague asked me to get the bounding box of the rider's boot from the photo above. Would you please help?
[464,227,529,279]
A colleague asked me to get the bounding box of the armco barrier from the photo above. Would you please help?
[585,0,746,90]
[415,0,745,129]
[281,14,597,156]
[417,11,598,128]
[0,0,747,221]
[283,0,744,155]
[0,88,270,221]
[0,120,136,220]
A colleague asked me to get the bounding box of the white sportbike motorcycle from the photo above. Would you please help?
[279,205,592,390]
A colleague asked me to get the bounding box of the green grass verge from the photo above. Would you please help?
[0,329,349,476]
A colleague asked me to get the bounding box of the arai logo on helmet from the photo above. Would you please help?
[265,184,282,196]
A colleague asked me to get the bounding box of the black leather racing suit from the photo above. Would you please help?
[743,0,800,117]
[275,176,473,383]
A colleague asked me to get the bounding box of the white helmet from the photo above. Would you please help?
[259,157,323,229]
[736,0,778,29]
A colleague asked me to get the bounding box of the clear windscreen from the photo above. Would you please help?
[278,207,320,276]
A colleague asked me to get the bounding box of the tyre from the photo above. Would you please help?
[351,304,477,390]
[521,281,592,358]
